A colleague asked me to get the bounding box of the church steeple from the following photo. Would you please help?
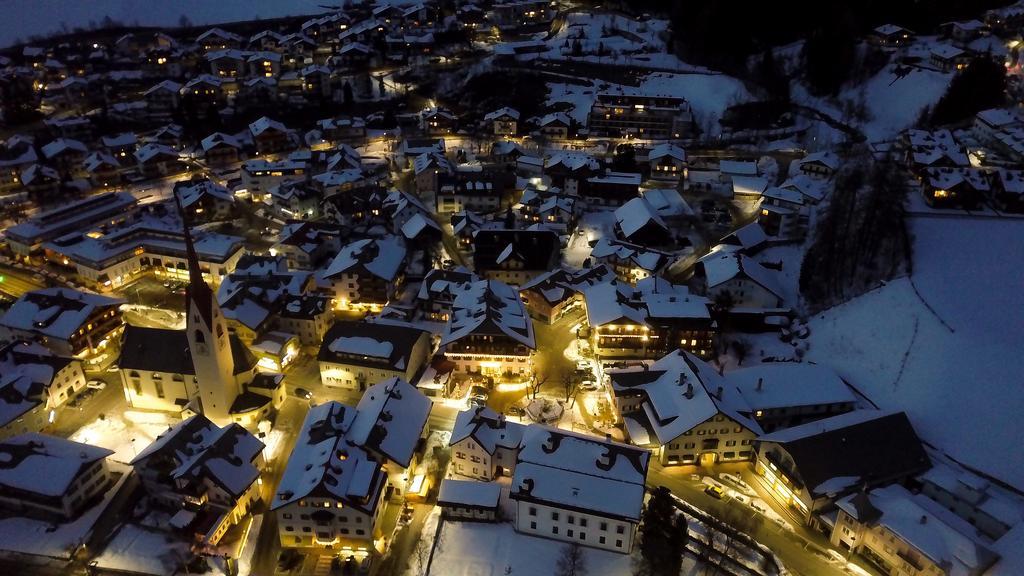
[176,193,213,327]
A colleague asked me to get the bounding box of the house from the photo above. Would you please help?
[590,237,674,284]
[272,221,343,270]
[101,132,138,161]
[438,479,502,521]
[633,277,716,359]
[449,407,525,480]
[610,349,760,466]
[436,169,503,214]
[647,143,687,180]
[175,179,235,221]
[921,167,989,209]
[588,92,693,139]
[241,159,307,203]
[440,279,535,379]
[41,138,87,175]
[0,341,86,439]
[614,196,673,246]
[759,186,808,238]
[201,132,243,167]
[415,152,452,199]
[940,20,987,45]
[754,410,930,524]
[990,168,1024,212]
[318,321,431,391]
[511,425,650,553]
[398,137,445,168]
[584,171,642,207]
[322,236,407,308]
[0,288,123,357]
[269,181,322,219]
[903,129,969,174]
[796,151,839,178]
[537,112,572,139]
[929,45,969,72]
[20,164,61,201]
[472,229,561,286]
[0,136,39,193]
[416,267,479,322]
[831,485,998,576]
[130,414,265,546]
[516,187,577,234]
[869,24,915,47]
[719,222,768,255]
[484,107,520,136]
[918,458,1023,542]
[249,116,294,156]
[731,363,857,433]
[491,140,527,166]
[693,249,785,309]
[0,433,113,519]
[135,143,185,179]
[271,379,430,550]
[519,265,612,324]
[420,107,458,135]
[197,27,244,52]
[83,151,121,188]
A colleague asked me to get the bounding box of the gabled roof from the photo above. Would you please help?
[323,236,407,282]
[484,107,520,121]
[610,350,760,446]
[0,433,112,498]
[731,363,856,412]
[472,229,560,272]
[349,377,431,468]
[697,250,783,299]
[450,407,525,453]
[0,288,123,341]
[318,321,428,374]
[758,410,930,497]
[441,280,535,349]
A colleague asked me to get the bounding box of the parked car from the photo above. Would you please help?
[469,385,489,401]
[507,406,526,417]
[86,379,107,390]
[579,380,599,392]
[293,387,313,400]
[704,485,725,499]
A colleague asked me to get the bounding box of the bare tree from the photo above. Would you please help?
[530,370,549,399]
[560,370,577,404]
[556,543,587,576]
[413,536,431,576]
[732,339,751,366]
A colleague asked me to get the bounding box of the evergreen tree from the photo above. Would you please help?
[638,487,688,576]
[930,55,1006,126]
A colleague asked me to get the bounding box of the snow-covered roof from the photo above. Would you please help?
[837,485,998,575]
[720,160,758,177]
[0,288,123,341]
[484,107,520,122]
[349,377,431,468]
[648,143,686,163]
[441,280,535,349]
[249,116,287,137]
[176,179,234,208]
[0,433,112,498]
[797,151,839,171]
[511,425,649,522]
[135,143,179,164]
[610,350,760,446]
[731,363,856,412]
[732,175,769,196]
[438,479,501,509]
[590,237,672,275]
[976,108,1020,129]
[132,414,263,499]
[931,44,966,60]
[319,321,427,373]
[0,342,71,428]
[41,138,87,159]
[615,196,668,240]
[450,407,525,454]
[697,250,783,299]
[323,236,407,282]
[581,280,646,327]
[906,129,969,167]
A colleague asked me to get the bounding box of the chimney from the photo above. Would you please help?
[756,377,763,391]
[684,381,694,399]
[919,515,928,525]
[715,386,723,400]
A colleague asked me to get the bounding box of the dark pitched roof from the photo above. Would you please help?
[119,326,194,375]
[758,411,930,497]
[318,321,427,371]
[472,229,561,272]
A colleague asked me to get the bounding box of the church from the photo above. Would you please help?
[117,208,285,429]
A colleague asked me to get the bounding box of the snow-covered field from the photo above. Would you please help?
[2,1,325,48]
[428,520,706,576]
[807,216,1024,489]
[71,410,178,464]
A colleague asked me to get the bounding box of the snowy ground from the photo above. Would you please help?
[428,520,706,576]
[0,462,131,559]
[807,216,1024,489]
[94,522,228,576]
[70,410,178,464]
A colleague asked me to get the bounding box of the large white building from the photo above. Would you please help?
[318,321,431,391]
[131,414,264,546]
[610,349,761,467]
[271,378,430,553]
[440,280,536,380]
[510,425,650,554]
